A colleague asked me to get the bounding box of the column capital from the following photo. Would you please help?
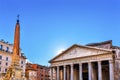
[50,66,54,68]
[51,66,57,68]
[109,60,113,64]
[64,65,66,68]
[79,63,82,66]
[98,60,101,62]
[88,62,92,65]
[70,63,74,67]
[98,61,101,64]
[57,66,59,69]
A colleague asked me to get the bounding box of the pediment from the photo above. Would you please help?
[49,44,112,63]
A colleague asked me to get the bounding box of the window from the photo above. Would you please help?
[0,45,3,50]
[0,61,1,65]
[6,47,9,52]
[21,61,23,64]
[0,56,2,59]
[6,57,8,61]
[6,62,8,66]
[5,68,7,72]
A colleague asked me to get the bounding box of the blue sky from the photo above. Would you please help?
[0,0,120,65]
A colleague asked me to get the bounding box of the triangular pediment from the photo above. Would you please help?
[49,44,112,63]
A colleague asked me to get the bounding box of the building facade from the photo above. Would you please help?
[26,63,37,80]
[49,40,120,80]
[26,63,50,80]
[0,39,26,77]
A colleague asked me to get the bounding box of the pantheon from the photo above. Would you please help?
[49,40,120,80]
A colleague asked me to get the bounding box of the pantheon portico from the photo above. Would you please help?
[49,40,120,80]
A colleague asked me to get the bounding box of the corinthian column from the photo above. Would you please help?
[88,62,92,80]
[50,67,53,80]
[57,66,59,80]
[79,63,82,80]
[71,64,74,80]
[98,61,102,80]
[64,65,66,80]
[109,60,114,80]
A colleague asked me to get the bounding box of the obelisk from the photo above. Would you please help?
[3,16,26,80]
[12,15,20,66]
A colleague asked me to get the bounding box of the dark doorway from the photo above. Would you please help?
[102,61,109,80]
[74,64,79,80]
[82,63,88,80]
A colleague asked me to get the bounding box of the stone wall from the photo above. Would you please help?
[114,60,120,80]
[114,49,120,80]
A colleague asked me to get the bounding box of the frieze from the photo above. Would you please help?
[51,53,113,67]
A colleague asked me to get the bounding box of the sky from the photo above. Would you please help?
[0,0,120,66]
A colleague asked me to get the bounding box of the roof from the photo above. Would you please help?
[86,40,120,49]
[86,40,112,46]
[26,67,37,71]
[26,63,37,71]
[49,44,112,63]
[112,46,120,49]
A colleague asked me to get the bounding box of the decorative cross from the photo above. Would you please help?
[17,14,20,20]
[17,14,20,23]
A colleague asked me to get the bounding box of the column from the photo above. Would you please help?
[79,63,82,80]
[88,62,92,80]
[57,66,59,80]
[71,64,74,80]
[67,66,70,80]
[64,65,66,80]
[109,60,114,80]
[98,61,102,80]
[50,67,53,80]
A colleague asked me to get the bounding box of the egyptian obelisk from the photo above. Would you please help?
[3,16,26,80]
[12,15,20,66]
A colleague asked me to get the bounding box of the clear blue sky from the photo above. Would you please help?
[0,0,120,65]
